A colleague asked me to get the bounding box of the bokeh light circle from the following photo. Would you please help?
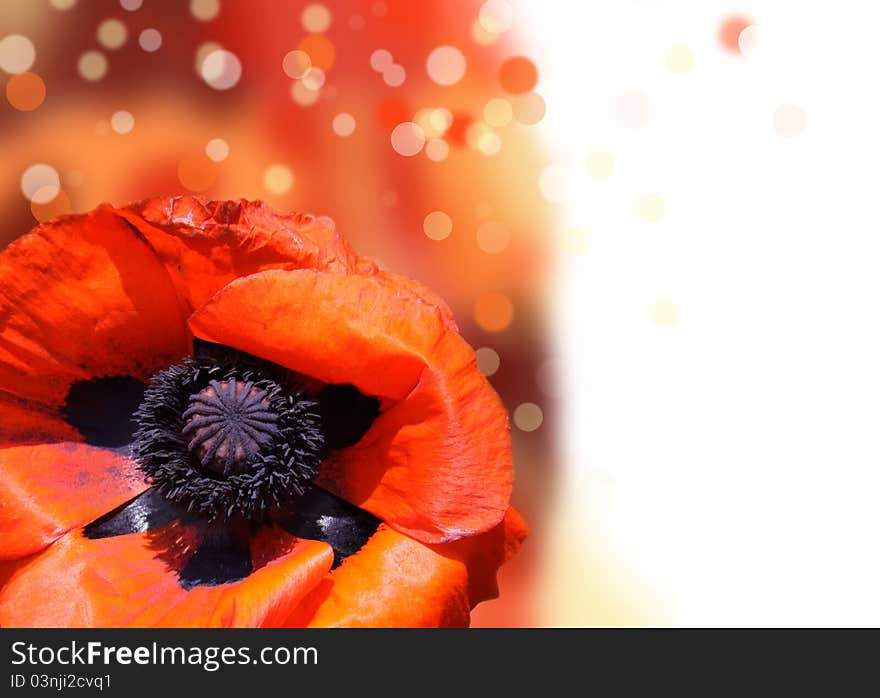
[636,194,666,222]
[205,138,229,161]
[0,35,36,74]
[97,19,128,50]
[499,56,538,93]
[719,15,751,55]
[484,98,513,128]
[21,164,61,204]
[773,104,806,138]
[651,299,679,327]
[586,151,614,179]
[539,161,575,204]
[77,51,108,81]
[666,45,694,73]
[474,292,514,332]
[423,210,453,240]
[383,64,406,87]
[6,72,45,111]
[512,91,545,125]
[298,35,335,70]
[476,221,511,254]
[139,28,162,52]
[291,79,320,106]
[513,402,543,432]
[425,138,449,161]
[178,153,218,192]
[479,0,513,33]
[426,46,467,86]
[332,112,356,137]
[370,49,393,72]
[190,0,220,22]
[282,50,311,78]
[263,164,294,194]
[110,110,135,134]
[301,67,326,90]
[302,4,332,33]
[475,347,501,377]
[201,49,242,90]
[738,24,760,58]
[391,122,426,156]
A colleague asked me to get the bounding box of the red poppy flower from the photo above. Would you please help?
[0,196,526,627]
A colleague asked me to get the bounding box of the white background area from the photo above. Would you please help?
[522,1,880,625]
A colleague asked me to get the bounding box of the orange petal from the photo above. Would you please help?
[188,269,513,543]
[287,508,527,627]
[118,196,374,315]
[0,394,80,448]
[0,528,333,627]
[0,443,147,561]
[0,205,190,406]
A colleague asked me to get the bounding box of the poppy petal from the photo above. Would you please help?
[0,528,334,627]
[188,269,513,544]
[118,196,372,315]
[0,205,190,406]
[286,508,527,627]
[0,443,147,561]
[0,394,80,448]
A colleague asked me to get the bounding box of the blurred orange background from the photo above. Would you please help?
[1,0,557,626]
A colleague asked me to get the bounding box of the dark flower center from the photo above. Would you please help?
[182,378,280,476]
[131,351,328,522]
[66,343,383,588]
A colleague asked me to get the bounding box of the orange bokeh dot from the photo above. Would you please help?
[499,56,538,94]
[178,153,218,192]
[6,71,46,111]
[30,189,71,222]
[718,15,751,54]
[474,292,514,333]
[298,34,336,71]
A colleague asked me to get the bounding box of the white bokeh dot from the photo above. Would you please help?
[190,0,220,21]
[478,0,513,33]
[97,19,128,50]
[475,347,501,376]
[0,35,36,74]
[391,122,426,156]
[201,49,241,90]
[423,210,452,240]
[773,104,806,138]
[426,46,466,86]
[383,64,406,87]
[21,164,61,204]
[425,138,449,162]
[205,138,229,161]
[332,113,356,137]
[78,50,108,81]
[110,110,134,134]
[139,28,162,52]
[370,49,393,72]
[513,402,543,432]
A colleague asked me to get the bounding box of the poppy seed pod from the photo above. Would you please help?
[0,196,526,627]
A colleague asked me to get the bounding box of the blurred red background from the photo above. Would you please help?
[0,0,556,626]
